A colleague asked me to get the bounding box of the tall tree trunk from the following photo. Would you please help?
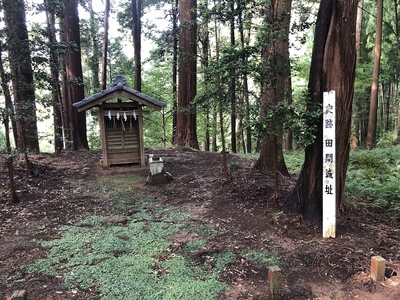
[131,0,142,91]
[199,0,210,151]
[211,103,218,152]
[378,83,384,134]
[88,0,100,93]
[244,74,251,153]
[397,88,400,140]
[0,47,18,204]
[285,68,293,151]
[237,0,243,155]
[283,0,293,151]
[3,0,39,153]
[386,84,394,131]
[63,0,88,150]
[211,23,218,153]
[174,0,199,149]
[366,0,383,149]
[353,0,362,150]
[45,3,63,153]
[101,0,110,89]
[230,0,237,153]
[59,17,70,148]
[255,0,291,177]
[236,116,245,152]
[214,9,229,178]
[211,12,219,152]
[282,0,358,223]
[355,0,364,64]
[172,0,178,144]
[237,5,252,153]
[394,0,400,138]
[3,115,18,203]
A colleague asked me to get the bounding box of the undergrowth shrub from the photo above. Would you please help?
[228,161,242,172]
[346,146,400,212]
[284,146,400,214]
[283,150,304,174]
[376,131,399,147]
[242,250,280,265]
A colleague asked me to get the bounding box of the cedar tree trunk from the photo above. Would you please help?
[282,0,358,223]
[63,0,88,150]
[366,0,383,149]
[101,0,110,89]
[45,4,63,152]
[172,0,178,143]
[0,47,18,203]
[174,0,199,149]
[131,0,142,91]
[3,0,39,152]
[255,0,291,176]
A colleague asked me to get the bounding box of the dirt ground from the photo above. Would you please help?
[1,149,400,300]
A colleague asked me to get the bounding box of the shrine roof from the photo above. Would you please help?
[73,75,166,112]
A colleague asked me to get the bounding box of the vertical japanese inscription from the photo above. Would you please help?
[323,91,336,238]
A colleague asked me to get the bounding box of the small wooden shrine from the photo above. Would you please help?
[73,75,166,167]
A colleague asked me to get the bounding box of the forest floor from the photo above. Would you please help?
[1,149,400,300]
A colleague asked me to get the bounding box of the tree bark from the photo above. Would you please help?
[213,10,229,178]
[3,0,39,153]
[0,47,18,203]
[398,90,400,137]
[59,16,71,147]
[244,74,251,153]
[101,0,110,90]
[172,0,178,144]
[282,0,358,223]
[45,3,63,152]
[255,0,291,176]
[131,0,142,91]
[230,0,237,153]
[366,0,383,149]
[237,2,252,153]
[88,0,100,93]
[353,0,362,151]
[199,0,210,151]
[63,0,88,150]
[4,116,18,203]
[393,0,400,138]
[174,0,199,149]
[355,0,364,64]
[285,75,293,151]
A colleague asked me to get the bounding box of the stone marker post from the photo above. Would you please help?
[11,290,27,300]
[370,255,386,282]
[268,265,283,299]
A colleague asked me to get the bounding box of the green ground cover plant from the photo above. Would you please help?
[242,250,280,265]
[29,193,227,299]
[28,173,277,299]
[29,188,228,299]
[283,149,304,174]
[284,145,400,213]
[345,146,400,212]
